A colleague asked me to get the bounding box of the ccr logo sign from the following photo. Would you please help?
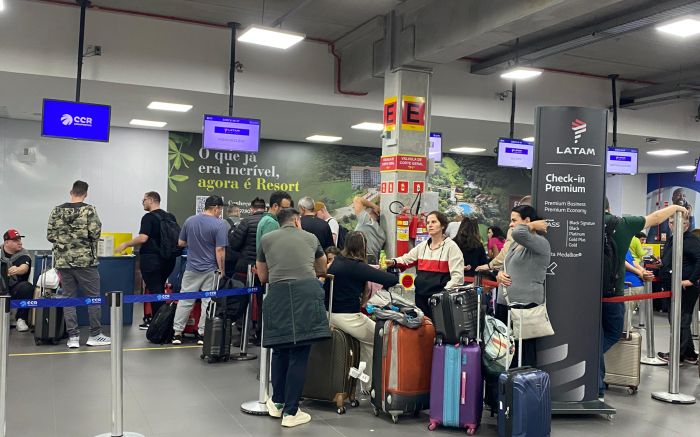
[61,113,92,127]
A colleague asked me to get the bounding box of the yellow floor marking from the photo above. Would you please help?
[9,345,201,357]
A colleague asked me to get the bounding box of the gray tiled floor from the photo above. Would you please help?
[6,307,700,436]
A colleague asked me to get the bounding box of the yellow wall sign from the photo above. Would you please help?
[384,97,397,131]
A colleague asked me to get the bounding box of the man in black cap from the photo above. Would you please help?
[171,195,229,344]
[0,230,34,332]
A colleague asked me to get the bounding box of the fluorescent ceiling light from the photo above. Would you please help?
[646,149,688,156]
[522,137,535,142]
[147,101,193,112]
[306,135,342,143]
[351,122,384,131]
[130,119,167,128]
[238,25,305,49]
[657,18,700,38]
[501,67,543,80]
[677,165,696,171]
[450,147,486,154]
[0,0,4,12]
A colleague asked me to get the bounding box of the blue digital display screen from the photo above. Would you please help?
[41,99,111,142]
[203,115,261,152]
[497,138,534,169]
[429,132,442,162]
[606,147,638,175]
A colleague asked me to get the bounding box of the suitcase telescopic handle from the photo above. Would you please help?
[319,273,335,328]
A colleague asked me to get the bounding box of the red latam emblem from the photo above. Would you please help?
[571,119,587,144]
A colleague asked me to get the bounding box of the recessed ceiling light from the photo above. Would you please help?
[238,25,305,49]
[130,119,167,128]
[450,147,486,154]
[646,149,688,156]
[0,0,5,12]
[351,122,384,131]
[501,67,543,80]
[306,135,342,143]
[677,165,696,171]
[657,18,700,38]
[147,101,193,112]
[522,137,535,142]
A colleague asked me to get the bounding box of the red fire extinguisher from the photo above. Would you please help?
[414,213,429,245]
[409,214,419,239]
[396,212,410,257]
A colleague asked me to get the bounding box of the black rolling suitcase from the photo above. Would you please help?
[302,274,361,414]
[33,256,66,345]
[429,274,480,344]
[201,273,232,363]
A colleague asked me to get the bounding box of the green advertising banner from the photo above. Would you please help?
[167,131,531,230]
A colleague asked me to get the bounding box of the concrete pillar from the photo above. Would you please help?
[380,68,431,258]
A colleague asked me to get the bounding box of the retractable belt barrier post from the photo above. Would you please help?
[652,210,696,405]
[641,281,666,366]
[95,291,145,437]
[692,300,698,339]
[0,296,10,437]
[231,266,256,361]
[241,283,271,415]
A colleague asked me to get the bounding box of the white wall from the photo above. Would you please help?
[606,173,648,217]
[0,118,168,250]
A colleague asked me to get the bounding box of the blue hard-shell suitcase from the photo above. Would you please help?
[497,367,551,437]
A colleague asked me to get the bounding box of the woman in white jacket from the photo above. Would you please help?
[387,211,464,319]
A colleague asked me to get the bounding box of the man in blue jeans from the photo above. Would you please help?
[600,199,687,398]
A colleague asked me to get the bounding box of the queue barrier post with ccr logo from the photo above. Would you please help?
[0,296,10,437]
[640,281,667,366]
[231,266,257,362]
[95,291,145,437]
[241,283,272,416]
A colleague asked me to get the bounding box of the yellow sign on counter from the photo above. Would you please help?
[99,232,133,256]
[642,243,661,259]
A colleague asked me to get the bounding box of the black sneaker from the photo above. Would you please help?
[657,352,670,363]
[172,335,183,345]
[139,322,150,330]
[194,334,204,345]
[683,355,699,365]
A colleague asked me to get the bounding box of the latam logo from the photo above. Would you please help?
[571,119,586,144]
[61,113,93,127]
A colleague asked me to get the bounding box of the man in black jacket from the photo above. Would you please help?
[659,215,700,365]
[229,198,266,275]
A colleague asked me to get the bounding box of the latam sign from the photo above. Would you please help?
[42,99,111,142]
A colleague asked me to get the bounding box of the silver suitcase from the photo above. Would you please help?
[604,304,641,394]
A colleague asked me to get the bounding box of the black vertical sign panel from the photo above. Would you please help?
[532,107,607,403]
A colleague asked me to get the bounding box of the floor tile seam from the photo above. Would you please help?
[201,378,253,437]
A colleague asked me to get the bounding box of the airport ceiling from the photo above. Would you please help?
[7,0,700,172]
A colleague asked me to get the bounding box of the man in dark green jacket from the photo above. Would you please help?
[257,208,330,428]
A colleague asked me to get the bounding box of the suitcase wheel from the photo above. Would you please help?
[336,406,346,415]
[207,357,217,363]
[428,422,437,431]
[391,414,399,424]
[372,406,379,417]
[467,428,477,435]
[222,355,230,362]
[627,387,638,395]
[200,354,205,360]
[350,399,360,408]
[34,339,43,346]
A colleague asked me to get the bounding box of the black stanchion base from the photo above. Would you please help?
[231,352,257,361]
[552,400,616,419]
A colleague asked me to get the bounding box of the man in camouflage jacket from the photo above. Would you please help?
[47,180,111,348]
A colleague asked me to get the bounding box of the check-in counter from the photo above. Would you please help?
[33,255,136,325]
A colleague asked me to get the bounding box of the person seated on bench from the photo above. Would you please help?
[325,231,398,388]
[0,230,34,332]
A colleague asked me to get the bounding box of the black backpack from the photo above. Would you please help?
[336,224,349,249]
[153,211,183,259]
[602,216,620,296]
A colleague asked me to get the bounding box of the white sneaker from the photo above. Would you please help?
[281,409,311,427]
[67,337,80,348]
[16,319,29,332]
[86,334,111,346]
[266,398,283,418]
